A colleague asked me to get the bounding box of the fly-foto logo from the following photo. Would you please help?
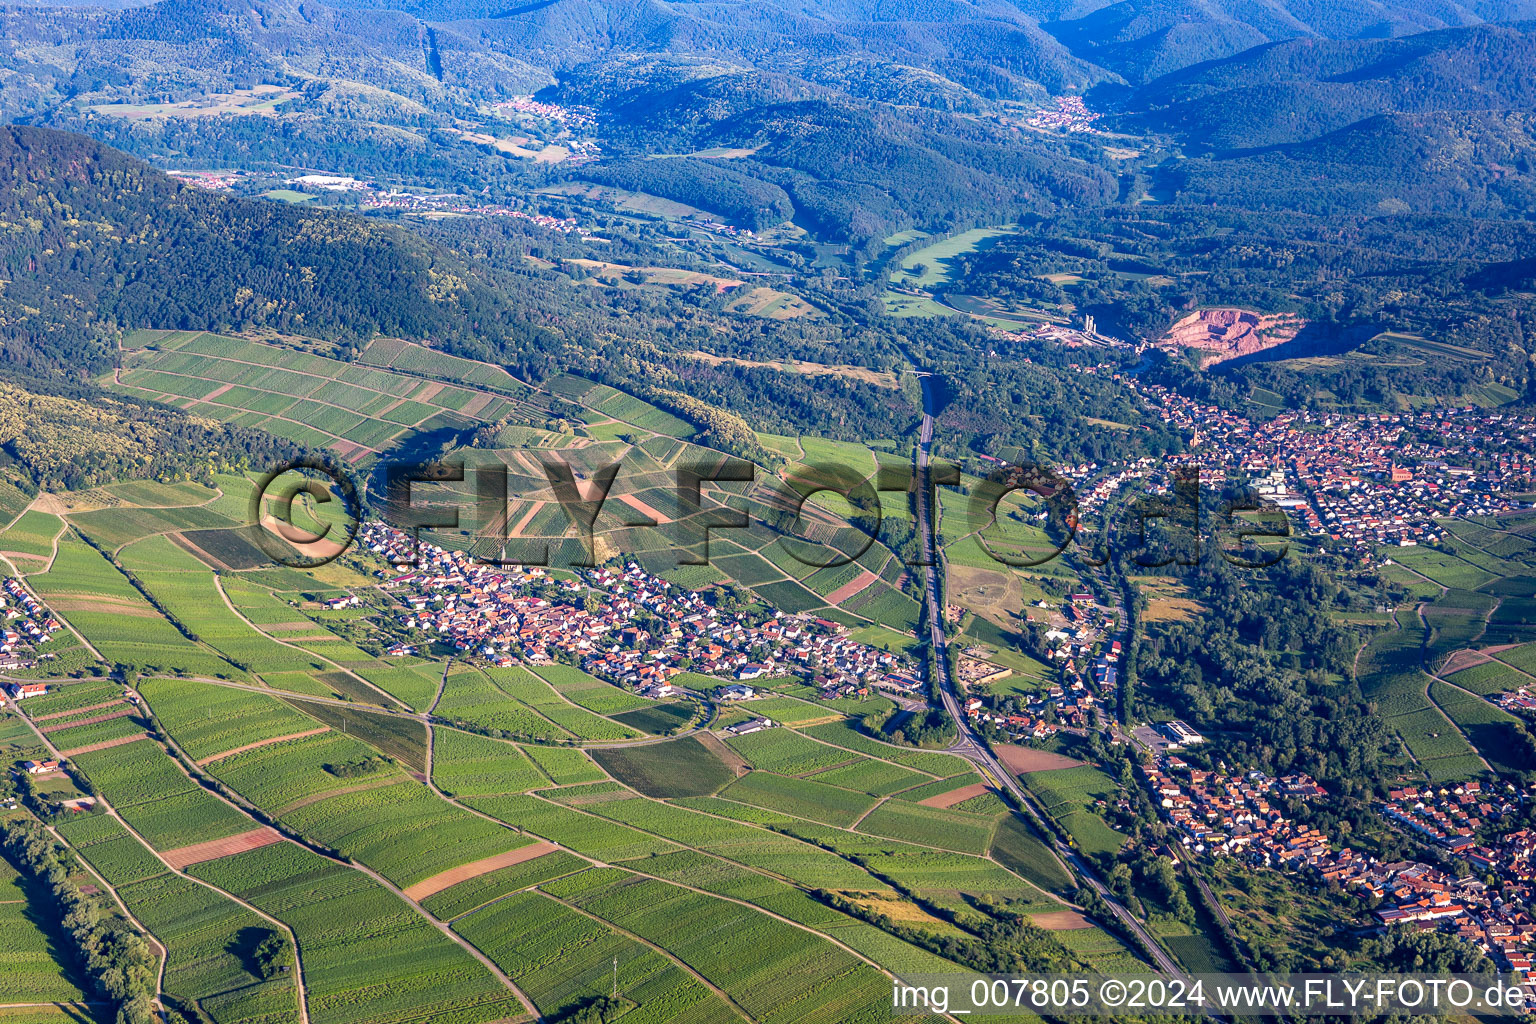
[251,454,1290,569]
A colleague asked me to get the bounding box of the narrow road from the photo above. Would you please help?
[912,375,1182,977]
[211,575,409,710]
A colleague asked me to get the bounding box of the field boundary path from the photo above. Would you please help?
[196,726,331,765]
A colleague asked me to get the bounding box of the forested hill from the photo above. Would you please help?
[1117,21,1536,149]
[1012,0,1536,85]
[321,0,1109,98]
[0,126,571,379]
[558,60,1119,249]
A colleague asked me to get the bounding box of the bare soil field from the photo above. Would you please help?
[1031,910,1093,930]
[995,744,1085,775]
[919,781,992,808]
[403,842,560,901]
[161,827,284,869]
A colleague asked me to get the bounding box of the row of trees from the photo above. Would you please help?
[1,820,161,1024]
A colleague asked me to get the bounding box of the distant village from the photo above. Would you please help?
[1126,381,1535,553]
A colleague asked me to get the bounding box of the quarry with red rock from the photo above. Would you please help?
[1156,308,1307,364]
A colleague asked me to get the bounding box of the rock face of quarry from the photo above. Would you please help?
[1156,309,1305,364]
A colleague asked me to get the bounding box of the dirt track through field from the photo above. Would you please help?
[34,700,125,722]
[196,726,331,765]
[59,732,149,756]
[402,842,560,901]
[160,827,285,869]
[41,708,135,732]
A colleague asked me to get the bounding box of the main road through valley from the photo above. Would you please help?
[913,375,1182,977]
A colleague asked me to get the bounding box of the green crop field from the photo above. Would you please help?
[590,735,736,797]
[56,815,166,887]
[719,770,878,826]
[521,744,607,785]
[432,728,546,796]
[117,872,301,1024]
[990,815,1074,893]
[608,701,697,734]
[432,666,571,741]
[570,792,884,890]
[0,510,62,562]
[529,663,652,714]
[421,849,586,921]
[141,677,321,761]
[31,536,242,679]
[724,726,856,774]
[737,695,839,724]
[279,779,529,889]
[855,799,997,854]
[467,794,681,862]
[0,853,88,1006]
[552,872,897,1024]
[188,843,524,1024]
[806,757,932,796]
[453,888,733,1021]
[112,334,508,465]
[798,720,971,775]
